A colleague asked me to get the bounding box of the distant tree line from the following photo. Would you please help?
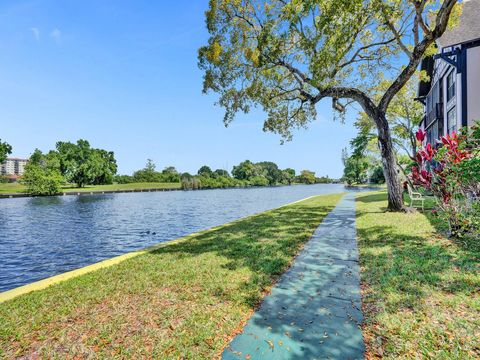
[114,159,180,184]
[116,159,332,190]
[184,161,331,190]
[9,137,332,194]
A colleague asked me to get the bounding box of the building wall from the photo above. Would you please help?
[467,46,480,126]
[0,158,28,176]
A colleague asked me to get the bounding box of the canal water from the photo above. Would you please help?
[0,184,364,292]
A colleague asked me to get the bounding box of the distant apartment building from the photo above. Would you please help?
[418,0,480,145]
[0,158,29,179]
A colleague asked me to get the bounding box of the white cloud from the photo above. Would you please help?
[50,28,61,43]
[30,27,40,41]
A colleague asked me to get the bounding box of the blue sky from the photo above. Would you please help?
[0,0,358,178]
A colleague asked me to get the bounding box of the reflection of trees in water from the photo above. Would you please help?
[28,196,63,206]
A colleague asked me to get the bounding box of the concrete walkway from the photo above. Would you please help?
[222,193,364,360]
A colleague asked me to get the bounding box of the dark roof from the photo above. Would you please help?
[437,0,480,48]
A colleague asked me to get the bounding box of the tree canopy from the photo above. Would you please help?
[198,165,214,177]
[298,170,316,184]
[0,139,12,164]
[54,140,118,187]
[200,0,459,136]
[199,0,460,210]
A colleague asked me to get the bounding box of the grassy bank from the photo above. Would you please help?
[0,193,342,358]
[0,182,180,194]
[356,191,479,358]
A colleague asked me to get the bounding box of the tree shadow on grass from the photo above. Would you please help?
[355,191,480,357]
[150,203,338,307]
[356,192,479,313]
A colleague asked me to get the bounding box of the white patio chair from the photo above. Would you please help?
[407,184,425,211]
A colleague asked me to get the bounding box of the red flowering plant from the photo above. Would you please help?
[409,123,480,239]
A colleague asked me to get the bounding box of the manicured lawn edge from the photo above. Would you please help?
[0,194,321,303]
[0,193,343,358]
[0,182,181,197]
[356,191,479,358]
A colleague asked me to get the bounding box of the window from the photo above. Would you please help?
[426,120,439,146]
[426,81,441,126]
[447,107,457,134]
[447,70,456,102]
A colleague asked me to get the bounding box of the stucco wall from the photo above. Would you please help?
[467,46,480,126]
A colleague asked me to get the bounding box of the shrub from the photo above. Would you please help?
[22,164,63,195]
[181,176,201,190]
[370,166,385,184]
[249,175,269,186]
[114,175,134,184]
[410,124,480,239]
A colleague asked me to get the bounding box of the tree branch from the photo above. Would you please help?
[384,19,412,59]
[338,38,397,69]
[379,0,459,113]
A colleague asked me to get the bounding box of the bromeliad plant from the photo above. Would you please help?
[410,124,480,238]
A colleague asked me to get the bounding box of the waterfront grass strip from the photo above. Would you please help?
[0,182,180,194]
[356,191,480,359]
[0,193,342,359]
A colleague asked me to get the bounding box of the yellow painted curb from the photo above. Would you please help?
[0,193,343,303]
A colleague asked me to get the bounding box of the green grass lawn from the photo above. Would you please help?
[61,182,181,192]
[356,191,480,359]
[0,183,26,194]
[0,193,342,359]
[0,182,180,194]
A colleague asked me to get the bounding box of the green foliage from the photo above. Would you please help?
[181,175,201,190]
[22,149,63,195]
[133,161,179,183]
[344,115,386,185]
[199,0,459,140]
[297,170,316,185]
[256,161,282,185]
[370,166,385,184]
[232,160,303,186]
[161,166,180,182]
[281,168,296,185]
[213,169,230,178]
[114,175,135,184]
[55,140,117,187]
[232,160,259,180]
[90,150,117,185]
[0,139,12,164]
[342,154,369,185]
[315,175,332,184]
[133,159,161,182]
[249,175,269,186]
[182,160,320,189]
[198,165,213,177]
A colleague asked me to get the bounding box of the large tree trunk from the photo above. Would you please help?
[375,112,405,211]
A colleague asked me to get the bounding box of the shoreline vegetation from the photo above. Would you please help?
[2,141,339,195]
[0,193,343,358]
[0,181,339,199]
[0,182,181,195]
